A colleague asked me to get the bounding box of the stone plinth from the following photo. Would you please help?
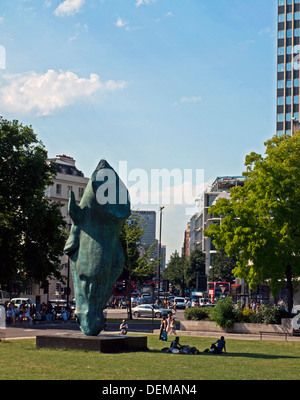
[36,333,147,353]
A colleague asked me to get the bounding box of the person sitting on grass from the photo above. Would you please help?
[169,336,183,353]
[119,320,128,335]
[210,336,226,354]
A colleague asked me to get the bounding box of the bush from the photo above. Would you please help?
[210,296,236,329]
[184,307,210,321]
[235,307,255,323]
[249,304,289,325]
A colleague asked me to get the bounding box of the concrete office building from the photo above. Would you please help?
[188,177,245,276]
[134,210,157,252]
[277,0,300,136]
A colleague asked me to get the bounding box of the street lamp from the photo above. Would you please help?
[158,206,165,302]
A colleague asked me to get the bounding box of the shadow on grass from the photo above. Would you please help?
[151,349,300,360]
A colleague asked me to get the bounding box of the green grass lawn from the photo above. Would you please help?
[0,335,300,380]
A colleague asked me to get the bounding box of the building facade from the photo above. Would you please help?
[277,0,300,136]
[133,210,157,252]
[188,176,245,276]
[45,155,89,301]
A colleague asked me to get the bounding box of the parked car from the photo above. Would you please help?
[132,304,172,318]
[172,297,186,309]
[141,295,152,304]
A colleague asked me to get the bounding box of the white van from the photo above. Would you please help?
[0,290,10,305]
[10,298,35,308]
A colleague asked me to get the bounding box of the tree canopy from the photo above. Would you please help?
[205,133,300,312]
[0,118,67,291]
[162,250,186,294]
[184,248,205,290]
[120,212,158,282]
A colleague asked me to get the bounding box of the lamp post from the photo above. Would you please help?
[157,206,165,302]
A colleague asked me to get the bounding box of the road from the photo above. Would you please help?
[1,309,186,339]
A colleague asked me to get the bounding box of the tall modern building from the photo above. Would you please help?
[133,210,157,252]
[277,0,300,136]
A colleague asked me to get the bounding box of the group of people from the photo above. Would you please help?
[4,303,33,326]
[163,336,227,355]
[159,314,177,340]
[3,301,74,325]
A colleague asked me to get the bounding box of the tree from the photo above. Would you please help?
[205,133,300,313]
[120,213,158,319]
[120,213,158,282]
[209,249,236,283]
[162,250,186,294]
[0,118,67,290]
[184,248,205,290]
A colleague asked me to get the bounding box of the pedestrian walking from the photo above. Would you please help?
[159,316,167,340]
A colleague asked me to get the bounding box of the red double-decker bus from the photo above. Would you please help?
[208,282,230,303]
[113,280,136,298]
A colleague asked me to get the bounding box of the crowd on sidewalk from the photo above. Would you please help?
[2,301,74,326]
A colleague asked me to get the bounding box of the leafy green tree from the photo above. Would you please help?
[185,248,205,290]
[162,250,186,294]
[205,133,300,313]
[0,118,67,290]
[120,213,158,282]
[120,213,158,319]
[209,249,236,283]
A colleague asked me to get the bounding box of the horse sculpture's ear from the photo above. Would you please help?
[68,190,81,224]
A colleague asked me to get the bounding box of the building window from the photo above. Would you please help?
[278,64,284,72]
[67,186,73,196]
[278,97,284,105]
[277,114,284,122]
[56,184,62,195]
[278,80,284,89]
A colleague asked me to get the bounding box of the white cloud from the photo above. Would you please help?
[135,0,156,7]
[0,69,128,116]
[259,26,274,37]
[115,17,129,28]
[165,11,174,17]
[54,0,85,17]
[173,96,202,107]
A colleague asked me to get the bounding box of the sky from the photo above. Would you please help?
[0,0,278,262]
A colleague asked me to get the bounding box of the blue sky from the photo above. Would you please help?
[0,0,278,261]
